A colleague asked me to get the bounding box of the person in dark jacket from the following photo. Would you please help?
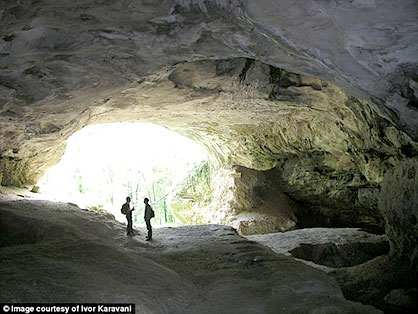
[144,198,154,241]
[122,197,135,236]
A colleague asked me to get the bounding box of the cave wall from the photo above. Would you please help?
[204,166,298,235]
[201,161,386,235]
[277,154,384,231]
[332,159,418,312]
[379,158,418,270]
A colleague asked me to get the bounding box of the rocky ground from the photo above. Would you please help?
[0,194,382,314]
[246,228,389,272]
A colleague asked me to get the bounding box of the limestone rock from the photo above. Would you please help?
[1,57,416,188]
[0,1,417,311]
[203,166,298,235]
[384,288,418,309]
[289,241,389,269]
[332,248,417,312]
[247,227,388,270]
[378,158,418,270]
[1,0,417,137]
[31,185,40,193]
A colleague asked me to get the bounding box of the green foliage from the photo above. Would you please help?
[177,160,213,206]
[88,204,105,212]
[75,167,84,194]
[131,166,180,226]
[170,201,205,225]
[166,160,214,225]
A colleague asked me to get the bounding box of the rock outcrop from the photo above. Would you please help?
[329,161,418,313]
[379,158,418,270]
[204,166,299,235]
[247,228,389,270]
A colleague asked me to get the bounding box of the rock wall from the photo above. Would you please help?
[205,166,298,235]
[330,160,418,312]
[379,158,418,270]
[203,161,387,235]
[277,154,384,232]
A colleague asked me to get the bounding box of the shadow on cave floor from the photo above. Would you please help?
[294,206,386,235]
[289,241,389,268]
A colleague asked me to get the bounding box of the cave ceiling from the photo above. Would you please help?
[1,0,418,186]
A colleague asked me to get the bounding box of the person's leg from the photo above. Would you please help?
[127,215,133,235]
[146,219,152,240]
[128,217,134,235]
[126,215,130,235]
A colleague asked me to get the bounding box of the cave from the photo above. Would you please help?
[1,1,418,313]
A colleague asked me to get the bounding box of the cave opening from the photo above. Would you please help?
[37,122,209,227]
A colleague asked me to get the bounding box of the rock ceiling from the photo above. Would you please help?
[1,0,418,186]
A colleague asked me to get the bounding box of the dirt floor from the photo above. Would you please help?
[0,191,382,313]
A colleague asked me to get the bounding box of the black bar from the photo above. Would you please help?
[0,304,135,314]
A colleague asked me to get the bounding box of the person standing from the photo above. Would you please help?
[144,198,154,241]
[122,196,135,236]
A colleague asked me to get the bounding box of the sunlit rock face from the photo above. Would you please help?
[203,166,299,235]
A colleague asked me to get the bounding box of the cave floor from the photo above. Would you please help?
[246,228,388,272]
[0,198,382,314]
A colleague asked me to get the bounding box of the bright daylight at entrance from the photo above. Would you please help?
[38,123,209,227]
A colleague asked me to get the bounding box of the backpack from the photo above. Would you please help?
[146,204,155,219]
[121,204,128,215]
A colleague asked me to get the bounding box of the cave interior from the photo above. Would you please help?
[1,1,418,313]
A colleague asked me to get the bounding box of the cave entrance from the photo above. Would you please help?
[37,123,208,227]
